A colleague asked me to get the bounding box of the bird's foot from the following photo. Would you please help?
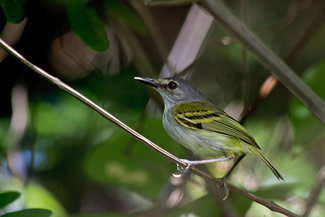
[217,176,229,200]
[173,159,192,178]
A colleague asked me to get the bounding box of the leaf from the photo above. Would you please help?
[84,118,184,198]
[289,60,325,145]
[0,191,20,209]
[104,0,147,36]
[231,193,253,215]
[254,183,297,199]
[24,183,68,217]
[66,0,109,51]
[0,0,26,23]
[33,95,90,137]
[1,209,52,217]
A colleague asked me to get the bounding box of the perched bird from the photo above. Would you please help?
[135,77,283,199]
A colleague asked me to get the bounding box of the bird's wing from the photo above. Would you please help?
[173,101,260,149]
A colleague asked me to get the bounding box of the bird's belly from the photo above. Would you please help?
[162,112,242,157]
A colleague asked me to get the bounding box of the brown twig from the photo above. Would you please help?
[0,38,299,217]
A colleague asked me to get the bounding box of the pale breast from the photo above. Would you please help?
[162,108,239,157]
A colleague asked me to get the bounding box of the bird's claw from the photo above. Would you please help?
[173,160,192,178]
[218,176,229,200]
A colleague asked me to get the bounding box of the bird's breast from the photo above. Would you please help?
[162,108,230,157]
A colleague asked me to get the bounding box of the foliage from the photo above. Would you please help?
[0,191,20,209]
[0,190,51,217]
[0,0,26,23]
[65,0,109,51]
[1,0,325,217]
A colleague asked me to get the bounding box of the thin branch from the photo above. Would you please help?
[130,0,169,62]
[240,2,325,124]
[201,0,325,125]
[302,166,325,217]
[0,38,299,217]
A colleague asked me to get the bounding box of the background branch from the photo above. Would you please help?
[240,2,325,123]
[201,0,325,125]
[302,166,325,217]
[0,38,298,217]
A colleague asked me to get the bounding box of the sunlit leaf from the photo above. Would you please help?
[265,153,317,199]
[84,118,183,198]
[66,0,109,51]
[0,191,20,209]
[24,183,67,217]
[0,0,26,23]
[1,209,52,217]
[34,100,86,137]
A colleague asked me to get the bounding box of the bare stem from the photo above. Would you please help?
[0,38,299,217]
[239,1,325,124]
[201,0,325,125]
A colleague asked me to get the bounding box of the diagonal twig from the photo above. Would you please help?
[0,38,299,217]
[302,166,325,217]
[240,2,325,124]
[201,0,325,125]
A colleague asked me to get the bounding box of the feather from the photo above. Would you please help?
[173,101,260,149]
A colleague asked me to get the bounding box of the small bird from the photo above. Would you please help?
[135,77,283,199]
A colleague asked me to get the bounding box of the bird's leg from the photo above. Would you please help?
[219,154,246,200]
[173,156,233,178]
[224,154,246,179]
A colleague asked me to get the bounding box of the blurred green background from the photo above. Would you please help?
[0,0,325,217]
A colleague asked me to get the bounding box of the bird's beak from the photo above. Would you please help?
[134,77,159,88]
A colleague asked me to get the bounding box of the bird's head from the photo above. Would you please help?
[134,77,205,109]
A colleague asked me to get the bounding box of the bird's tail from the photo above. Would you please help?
[247,145,284,181]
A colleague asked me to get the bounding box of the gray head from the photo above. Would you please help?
[134,77,205,109]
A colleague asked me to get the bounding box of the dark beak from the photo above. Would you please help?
[134,77,159,88]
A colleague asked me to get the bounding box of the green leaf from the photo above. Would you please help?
[1,209,52,217]
[104,0,147,36]
[254,183,297,199]
[84,118,184,198]
[0,191,20,209]
[231,193,252,215]
[289,60,325,145]
[33,96,90,137]
[24,183,67,217]
[0,0,26,23]
[66,0,109,51]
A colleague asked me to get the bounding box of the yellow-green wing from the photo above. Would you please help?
[173,101,260,149]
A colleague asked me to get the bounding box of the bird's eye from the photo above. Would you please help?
[168,81,178,90]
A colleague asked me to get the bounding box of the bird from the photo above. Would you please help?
[134,77,283,199]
